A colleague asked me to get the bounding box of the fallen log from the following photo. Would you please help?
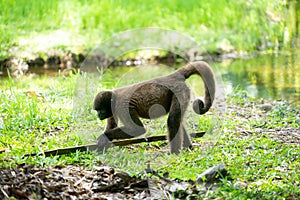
[23,131,205,157]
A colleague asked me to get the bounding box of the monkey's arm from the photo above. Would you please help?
[98,114,146,151]
[105,117,118,131]
[106,109,147,139]
[97,126,146,151]
[104,126,146,140]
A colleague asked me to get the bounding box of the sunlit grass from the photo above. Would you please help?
[0,0,289,59]
[0,75,77,157]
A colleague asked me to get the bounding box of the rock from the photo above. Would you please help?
[257,103,272,112]
[196,164,229,184]
[27,57,45,66]
[47,55,61,65]
[9,58,29,77]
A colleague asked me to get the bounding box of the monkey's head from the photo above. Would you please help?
[93,91,113,120]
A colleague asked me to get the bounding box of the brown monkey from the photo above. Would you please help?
[93,61,216,154]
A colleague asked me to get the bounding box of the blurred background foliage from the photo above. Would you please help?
[0,0,298,59]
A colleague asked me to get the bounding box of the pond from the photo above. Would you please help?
[1,51,299,107]
[219,51,299,106]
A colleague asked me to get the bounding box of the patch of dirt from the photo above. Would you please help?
[0,165,210,199]
[227,99,300,145]
[0,165,150,199]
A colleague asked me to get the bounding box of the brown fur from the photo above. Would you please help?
[93,61,216,154]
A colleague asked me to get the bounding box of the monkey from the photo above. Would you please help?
[93,61,216,154]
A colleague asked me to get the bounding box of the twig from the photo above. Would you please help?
[23,132,205,157]
[0,187,9,199]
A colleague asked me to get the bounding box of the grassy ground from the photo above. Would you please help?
[0,0,291,59]
[0,71,299,198]
[1,1,299,198]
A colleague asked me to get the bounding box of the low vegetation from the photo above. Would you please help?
[0,0,293,60]
[0,71,299,198]
[0,0,299,198]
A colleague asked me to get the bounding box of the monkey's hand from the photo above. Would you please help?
[97,134,114,152]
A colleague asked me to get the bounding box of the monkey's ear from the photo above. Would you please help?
[93,91,113,110]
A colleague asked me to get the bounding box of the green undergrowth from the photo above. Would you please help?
[0,74,299,198]
[0,0,293,59]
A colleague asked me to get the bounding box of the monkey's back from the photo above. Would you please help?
[114,73,189,119]
[132,82,173,118]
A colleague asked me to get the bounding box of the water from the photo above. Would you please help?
[219,52,300,106]
[1,52,299,106]
[99,52,300,106]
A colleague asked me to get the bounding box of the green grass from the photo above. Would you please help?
[0,75,76,156]
[0,0,291,59]
[0,69,299,198]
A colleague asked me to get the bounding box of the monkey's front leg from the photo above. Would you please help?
[97,117,146,152]
[97,117,118,152]
[97,134,114,152]
[105,117,118,131]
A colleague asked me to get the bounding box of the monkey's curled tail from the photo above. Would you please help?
[178,61,216,115]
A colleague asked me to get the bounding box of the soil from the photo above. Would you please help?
[0,164,205,200]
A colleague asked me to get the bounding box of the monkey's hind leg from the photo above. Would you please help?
[167,96,187,154]
[182,125,192,149]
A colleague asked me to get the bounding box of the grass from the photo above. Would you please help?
[0,0,292,59]
[0,68,299,198]
[0,75,76,157]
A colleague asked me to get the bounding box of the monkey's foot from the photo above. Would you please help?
[97,134,114,152]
